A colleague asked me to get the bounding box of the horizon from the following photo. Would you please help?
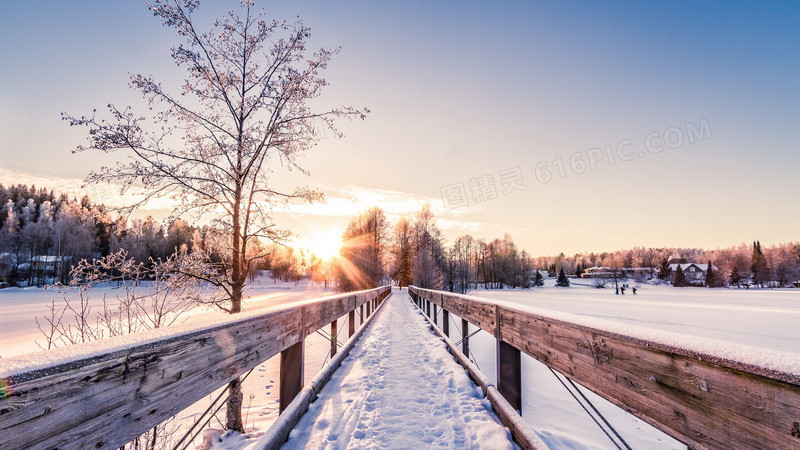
[2,1,798,256]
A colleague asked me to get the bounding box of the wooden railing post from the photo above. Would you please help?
[497,340,522,411]
[279,338,304,413]
[349,310,355,337]
[443,309,450,337]
[461,318,469,356]
[330,319,338,357]
[496,306,522,411]
[433,304,438,325]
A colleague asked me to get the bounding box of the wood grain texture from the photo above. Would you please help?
[0,285,390,450]
[409,287,800,449]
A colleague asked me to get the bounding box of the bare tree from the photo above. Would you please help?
[390,217,413,288]
[337,207,388,291]
[411,205,445,290]
[63,0,366,431]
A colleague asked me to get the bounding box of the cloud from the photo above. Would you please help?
[276,184,479,218]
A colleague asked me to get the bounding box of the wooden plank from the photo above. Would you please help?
[303,296,349,337]
[442,292,496,335]
[0,286,390,449]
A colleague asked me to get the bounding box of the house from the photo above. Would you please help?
[30,255,72,277]
[581,266,654,280]
[668,263,717,283]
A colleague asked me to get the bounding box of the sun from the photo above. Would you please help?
[296,228,343,260]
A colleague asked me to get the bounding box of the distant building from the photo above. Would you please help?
[581,266,614,278]
[29,255,72,277]
[668,263,717,284]
[580,266,654,280]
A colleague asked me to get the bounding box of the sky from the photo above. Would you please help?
[1,1,798,256]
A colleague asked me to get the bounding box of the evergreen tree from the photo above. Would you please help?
[556,267,570,287]
[657,257,671,280]
[751,240,767,287]
[673,265,687,287]
[533,270,544,287]
[704,260,719,287]
[729,266,743,287]
[574,263,583,278]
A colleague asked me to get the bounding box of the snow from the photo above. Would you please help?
[270,290,517,450]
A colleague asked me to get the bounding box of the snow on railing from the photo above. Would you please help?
[409,286,800,450]
[0,285,391,449]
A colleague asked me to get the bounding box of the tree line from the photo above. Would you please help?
[335,205,545,294]
[333,206,800,292]
[1,183,246,287]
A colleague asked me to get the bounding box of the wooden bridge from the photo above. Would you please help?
[2,286,799,449]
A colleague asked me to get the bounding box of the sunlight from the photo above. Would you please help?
[296,227,343,260]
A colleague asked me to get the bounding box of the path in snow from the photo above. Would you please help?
[282,290,516,449]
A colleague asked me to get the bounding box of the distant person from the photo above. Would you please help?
[620,287,625,295]
[632,287,637,295]
[615,287,619,295]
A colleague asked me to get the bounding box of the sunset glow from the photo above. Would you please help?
[295,228,344,260]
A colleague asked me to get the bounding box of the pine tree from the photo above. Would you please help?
[729,266,742,287]
[751,241,767,287]
[574,263,583,278]
[673,265,687,287]
[533,270,544,287]
[704,260,718,287]
[657,257,671,280]
[556,267,570,287]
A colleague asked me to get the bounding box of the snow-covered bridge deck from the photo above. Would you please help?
[276,290,517,448]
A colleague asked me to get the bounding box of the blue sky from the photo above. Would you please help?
[1,1,798,255]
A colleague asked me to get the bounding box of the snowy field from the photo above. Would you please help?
[2,278,799,449]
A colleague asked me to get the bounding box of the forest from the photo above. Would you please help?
[2,183,799,292]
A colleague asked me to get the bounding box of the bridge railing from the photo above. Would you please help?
[0,285,391,449]
[409,286,800,449]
